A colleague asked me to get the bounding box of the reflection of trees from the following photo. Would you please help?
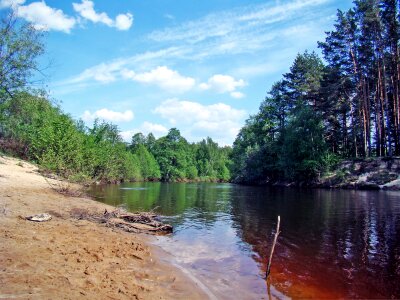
[89,182,161,211]
[89,182,232,226]
[155,183,232,227]
[90,183,400,297]
[229,187,400,298]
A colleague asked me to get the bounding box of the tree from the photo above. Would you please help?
[130,132,146,150]
[130,144,161,180]
[145,133,156,152]
[152,128,194,181]
[279,107,327,180]
[0,13,44,101]
[283,51,325,109]
[195,137,231,181]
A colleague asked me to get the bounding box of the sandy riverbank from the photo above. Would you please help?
[0,155,207,299]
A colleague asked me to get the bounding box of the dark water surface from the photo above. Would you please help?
[88,182,400,299]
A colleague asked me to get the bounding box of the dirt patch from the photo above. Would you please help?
[0,156,206,299]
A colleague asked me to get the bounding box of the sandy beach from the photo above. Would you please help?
[0,155,207,299]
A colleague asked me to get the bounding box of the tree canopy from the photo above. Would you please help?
[231,0,400,184]
[0,13,44,101]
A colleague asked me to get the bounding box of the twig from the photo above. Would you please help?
[266,215,281,279]
[149,206,160,213]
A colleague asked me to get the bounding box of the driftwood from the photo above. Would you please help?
[266,215,281,279]
[69,208,173,235]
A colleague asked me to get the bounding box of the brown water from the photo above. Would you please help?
[88,182,400,299]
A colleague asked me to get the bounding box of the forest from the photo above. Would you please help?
[0,91,231,183]
[1,0,400,184]
[231,0,400,183]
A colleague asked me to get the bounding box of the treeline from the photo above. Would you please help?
[231,0,400,184]
[0,13,231,183]
[0,92,231,183]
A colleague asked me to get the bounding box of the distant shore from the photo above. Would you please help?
[234,157,400,190]
[0,155,206,299]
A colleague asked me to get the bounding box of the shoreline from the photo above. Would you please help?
[233,157,400,190]
[0,155,208,299]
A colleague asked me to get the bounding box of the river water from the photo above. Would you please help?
[88,182,400,299]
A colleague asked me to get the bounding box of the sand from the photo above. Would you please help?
[0,155,207,299]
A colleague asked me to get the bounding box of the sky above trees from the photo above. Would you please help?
[0,0,352,145]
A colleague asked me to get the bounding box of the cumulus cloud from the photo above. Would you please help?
[115,13,133,30]
[139,121,169,136]
[73,0,133,30]
[120,121,168,141]
[200,74,246,98]
[124,66,195,93]
[1,0,133,32]
[0,0,25,8]
[154,98,246,145]
[72,0,112,26]
[82,108,134,122]
[16,1,76,33]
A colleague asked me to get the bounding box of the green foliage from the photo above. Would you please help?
[0,8,232,184]
[0,13,44,101]
[232,0,400,184]
[151,128,193,181]
[130,144,161,180]
[231,52,330,183]
[0,93,143,183]
[195,137,231,181]
[278,107,327,180]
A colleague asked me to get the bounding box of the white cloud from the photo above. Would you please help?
[82,108,134,122]
[200,74,246,98]
[0,0,25,8]
[200,74,245,93]
[16,1,76,33]
[52,0,336,97]
[120,68,136,80]
[115,13,133,30]
[2,0,132,32]
[55,47,190,89]
[129,66,195,93]
[139,121,168,136]
[73,0,112,26]
[230,91,245,99]
[154,98,246,145]
[72,0,133,30]
[119,131,135,142]
[66,61,125,85]
[120,121,168,142]
[146,0,332,60]
[149,0,328,43]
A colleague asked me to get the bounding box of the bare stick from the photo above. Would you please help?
[266,215,281,279]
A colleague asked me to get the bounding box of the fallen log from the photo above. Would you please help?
[107,217,173,234]
[70,208,173,235]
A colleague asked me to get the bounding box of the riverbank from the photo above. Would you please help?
[0,155,207,299]
[315,156,400,190]
[241,157,400,190]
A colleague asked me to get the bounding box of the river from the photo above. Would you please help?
[88,182,400,299]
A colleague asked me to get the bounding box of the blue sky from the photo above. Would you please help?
[1,0,352,145]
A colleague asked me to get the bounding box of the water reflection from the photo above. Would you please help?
[89,183,400,299]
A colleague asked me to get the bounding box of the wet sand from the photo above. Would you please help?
[0,155,207,299]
